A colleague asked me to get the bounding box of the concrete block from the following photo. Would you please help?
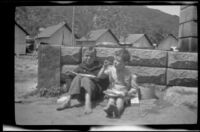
[179,21,197,37]
[96,47,168,67]
[180,5,190,10]
[178,38,189,51]
[180,6,197,23]
[189,37,198,52]
[62,65,166,85]
[167,68,198,87]
[178,37,198,52]
[61,46,82,65]
[168,51,198,70]
[37,45,61,89]
[95,47,119,63]
[61,65,77,74]
[127,48,167,67]
[127,66,166,85]
[178,24,183,38]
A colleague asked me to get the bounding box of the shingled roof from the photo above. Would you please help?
[125,34,144,44]
[161,34,178,42]
[78,29,119,42]
[157,34,178,47]
[37,21,78,38]
[125,34,152,46]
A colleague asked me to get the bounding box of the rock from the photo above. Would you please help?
[168,51,197,70]
[61,47,82,65]
[167,68,197,87]
[163,86,197,108]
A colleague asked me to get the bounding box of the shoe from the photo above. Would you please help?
[104,104,116,118]
[56,102,70,111]
[113,108,120,118]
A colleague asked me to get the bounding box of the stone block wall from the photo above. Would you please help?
[37,45,198,91]
[178,5,198,52]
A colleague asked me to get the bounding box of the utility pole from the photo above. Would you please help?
[71,6,75,46]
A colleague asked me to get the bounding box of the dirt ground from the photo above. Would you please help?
[14,55,197,126]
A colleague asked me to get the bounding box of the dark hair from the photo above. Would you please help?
[114,48,130,62]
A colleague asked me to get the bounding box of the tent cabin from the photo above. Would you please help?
[125,34,153,49]
[15,22,29,55]
[35,21,78,47]
[76,29,119,47]
[157,34,178,51]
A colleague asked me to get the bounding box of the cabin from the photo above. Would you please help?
[35,21,78,47]
[157,34,178,51]
[118,36,132,47]
[15,22,29,55]
[76,29,119,47]
[124,34,153,49]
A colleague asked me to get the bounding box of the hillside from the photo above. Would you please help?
[15,6,179,44]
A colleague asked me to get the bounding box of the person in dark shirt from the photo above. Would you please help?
[57,46,109,114]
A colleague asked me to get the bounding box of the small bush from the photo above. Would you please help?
[21,89,40,98]
[38,86,67,97]
[22,86,68,98]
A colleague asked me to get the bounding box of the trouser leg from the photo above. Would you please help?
[80,77,95,96]
[57,75,82,111]
[68,75,82,95]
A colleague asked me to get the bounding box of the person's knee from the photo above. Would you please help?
[108,98,115,104]
[81,77,91,82]
[116,98,124,107]
[81,77,93,87]
[74,75,82,80]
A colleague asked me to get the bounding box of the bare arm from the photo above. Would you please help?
[131,74,139,89]
[97,60,110,78]
[128,74,139,95]
[97,67,106,78]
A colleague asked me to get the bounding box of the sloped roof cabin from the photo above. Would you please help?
[76,29,119,47]
[157,34,178,51]
[35,21,78,46]
[15,21,29,55]
[125,34,153,49]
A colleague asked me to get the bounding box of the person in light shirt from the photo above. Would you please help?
[97,48,139,118]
